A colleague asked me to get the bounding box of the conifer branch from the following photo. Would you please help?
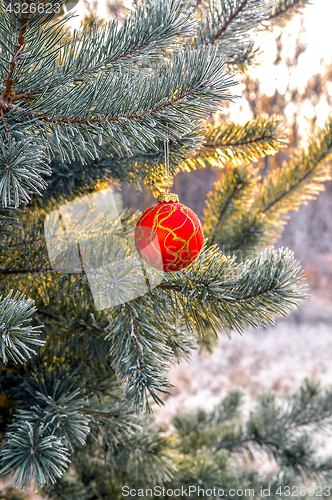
[42,129,204,201]
[0,370,103,489]
[212,0,249,44]
[196,0,273,60]
[43,115,285,204]
[203,164,258,248]
[36,308,110,337]
[157,245,305,336]
[107,301,173,412]
[43,115,285,205]
[0,0,194,106]
[0,107,10,141]
[11,88,45,102]
[0,291,44,364]
[125,303,145,385]
[4,47,235,162]
[269,0,311,28]
[209,177,243,245]
[1,420,70,490]
[214,437,255,450]
[207,117,332,256]
[61,0,195,77]
[50,157,103,182]
[0,136,51,208]
[21,86,205,125]
[201,116,287,166]
[258,117,332,216]
[1,2,29,102]
[0,266,52,275]
[172,380,332,482]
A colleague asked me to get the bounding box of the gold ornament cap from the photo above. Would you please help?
[158,191,179,203]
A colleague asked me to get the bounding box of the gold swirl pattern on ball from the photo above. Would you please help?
[136,203,203,270]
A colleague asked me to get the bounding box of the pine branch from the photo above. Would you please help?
[203,164,259,247]
[196,0,273,64]
[1,420,70,490]
[0,0,194,101]
[36,308,111,338]
[267,379,332,433]
[119,424,174,483]
[258,117,332,216]
[0,107,10,140]
[226,42,261,73]
[85,395,141,445]
[106,300,173,412]
[207,117,332,256]
[60,0,196,77]
[0,0,30,102]
[0,366,135,490]
[211,0,250,44]
[195,0,310,69]
[156,245,306,336]
[0,2,72,98]
[43,415,173,499]
[173,390,244,446]
[1,0,71,30]
[35,280,194,382]
[268,0,311,28]
[0,1,236,188]
[41,116,285,205]
[0,0,196,139]
[201,116,287,167]
[0,290,44,364]
[0,136,51,208]
[214,436,255,450]
[9,47,235,162]
[173,379,332,481]
[17,371,92,448]
[38,127,204,202]
[244,380,332,477]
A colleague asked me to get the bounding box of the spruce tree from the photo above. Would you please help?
[0,0,332,496]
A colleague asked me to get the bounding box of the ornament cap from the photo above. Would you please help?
[157,192,179,203]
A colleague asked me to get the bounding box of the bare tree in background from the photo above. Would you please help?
[82,0,128,24]
[242,22,332,287]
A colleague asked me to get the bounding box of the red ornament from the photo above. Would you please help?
[135,193,204,272]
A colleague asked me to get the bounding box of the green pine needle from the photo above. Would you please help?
[1,421,70,491]
[0,137,51,208]
[201,115,287,166]
[268,0,311,28]
[0,290,44,364]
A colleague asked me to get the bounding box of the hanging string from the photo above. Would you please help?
[164,127,170,193]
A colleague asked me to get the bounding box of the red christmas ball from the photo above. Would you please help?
[134,194,204,272]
